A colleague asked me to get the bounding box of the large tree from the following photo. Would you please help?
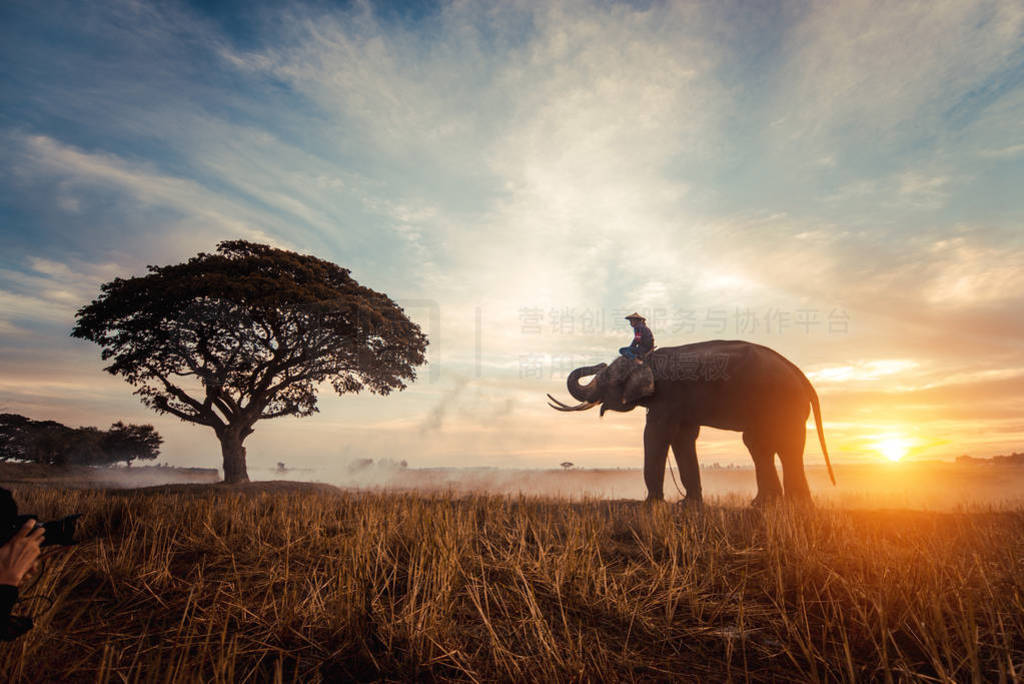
[71,240,427,482]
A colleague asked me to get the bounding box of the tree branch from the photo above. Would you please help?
[149,366,223,428]
[206,387,236,424]
[153,397,202,424]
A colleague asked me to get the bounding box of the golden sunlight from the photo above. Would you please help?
[874,434,914,462]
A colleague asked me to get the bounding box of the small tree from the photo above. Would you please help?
[560,461,574,470]
[101,422,162,466]
[72,241,427,483]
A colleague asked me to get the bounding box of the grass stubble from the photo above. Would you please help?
[0,484,1022,682]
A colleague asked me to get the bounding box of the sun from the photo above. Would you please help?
[874,435,913,462]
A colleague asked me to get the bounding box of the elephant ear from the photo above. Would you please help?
[622,364,656,403]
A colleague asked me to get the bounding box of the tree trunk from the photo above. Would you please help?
[219,429,250,483]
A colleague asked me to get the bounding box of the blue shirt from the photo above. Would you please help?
[629,323,654,356]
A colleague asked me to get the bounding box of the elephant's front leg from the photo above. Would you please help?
[671,424,702,505]
[642,415,674,501]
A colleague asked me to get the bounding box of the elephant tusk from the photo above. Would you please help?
[547,395,599,411]
[546,394,575,408]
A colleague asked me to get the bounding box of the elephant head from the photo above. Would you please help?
[548,357,656,416]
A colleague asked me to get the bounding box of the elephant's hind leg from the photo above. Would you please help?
[778,424,812,504]
[670,424,702,505]
[743,431,782,507]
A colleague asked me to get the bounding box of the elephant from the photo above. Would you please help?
[547,340,835,506]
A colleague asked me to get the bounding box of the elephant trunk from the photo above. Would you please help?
[567,363,606,402]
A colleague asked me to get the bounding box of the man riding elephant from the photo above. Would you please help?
[619,312,654,363]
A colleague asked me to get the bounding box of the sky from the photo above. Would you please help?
[1,0,1022,475]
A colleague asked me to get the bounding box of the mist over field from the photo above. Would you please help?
[238,461,1024,511]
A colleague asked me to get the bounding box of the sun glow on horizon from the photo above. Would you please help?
[873,435,915,462]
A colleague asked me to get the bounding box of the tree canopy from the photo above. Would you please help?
[71,240,428,482]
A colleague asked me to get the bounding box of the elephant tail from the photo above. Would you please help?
[808,384,836,486]
[752,343,837,485]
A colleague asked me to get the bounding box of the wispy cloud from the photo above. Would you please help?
[978,143,1024,158]
[778,0,1023,140]
[807,360,920,385]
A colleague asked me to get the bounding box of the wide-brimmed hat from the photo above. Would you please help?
[624,312,645,321]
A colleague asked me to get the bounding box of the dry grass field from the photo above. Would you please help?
[1,483,1022,682]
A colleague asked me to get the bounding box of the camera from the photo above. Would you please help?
[0,488,81,548]
[0,514,81,548]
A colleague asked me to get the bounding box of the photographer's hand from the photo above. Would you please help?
[0,520,45,587]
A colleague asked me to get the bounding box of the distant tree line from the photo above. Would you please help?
[956,452,1024,465]
[0,413,162,466]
